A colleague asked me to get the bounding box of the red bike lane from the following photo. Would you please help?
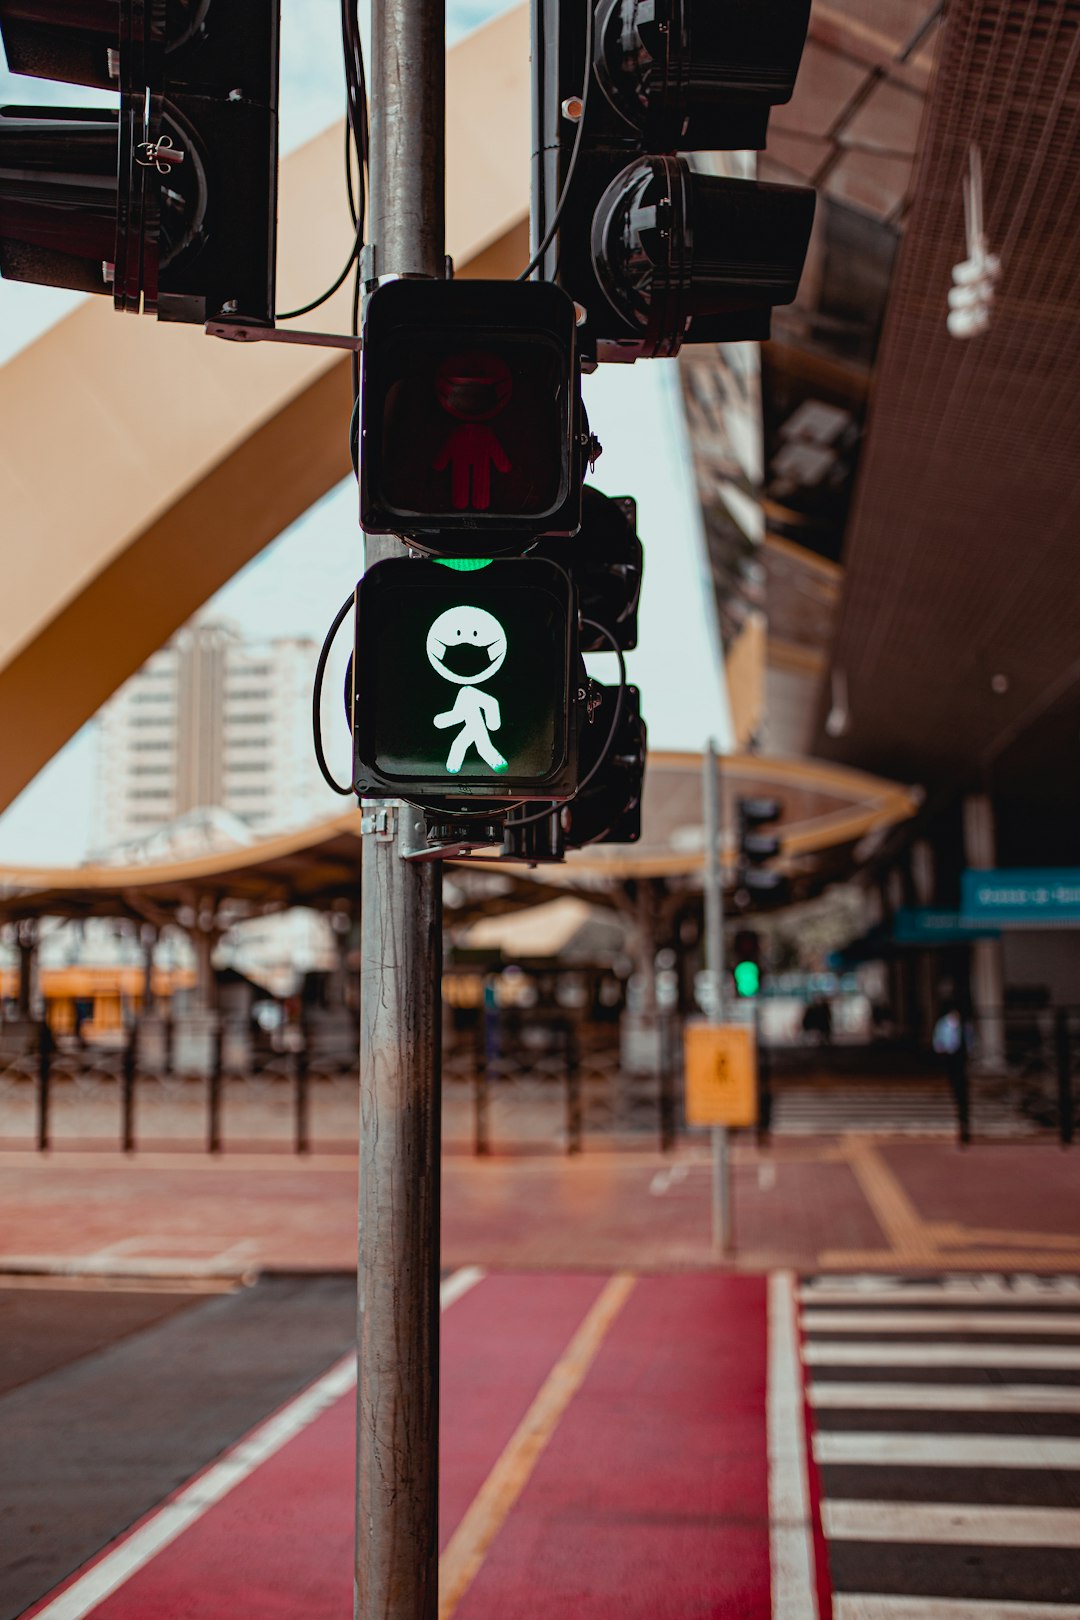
[23,1271,826,1620]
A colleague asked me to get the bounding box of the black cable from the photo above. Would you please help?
[516,2,594,283]
[276,222,363,321]
[313,591,357,796]
[277,4,367,324]
[502,619,627,829]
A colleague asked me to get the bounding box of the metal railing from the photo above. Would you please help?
[1,1012,683,1156]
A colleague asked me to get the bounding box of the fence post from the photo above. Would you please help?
[207,1018,223,1155]
[565,1019,582,1155]
[36,1017,51,1153]
[294,1020,310,1156]
[755,1002,771,1144]
[1055,1008,1073,1147]
[470,1006,488,1157]
[950,1040,970,1146]
[121,1020,137,1154]
[658,1012,676,1153]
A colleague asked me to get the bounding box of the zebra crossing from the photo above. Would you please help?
[799,1273,1080,1617]
[772,1082,1041,1137]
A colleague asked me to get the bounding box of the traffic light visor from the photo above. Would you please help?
[353,557,577,799]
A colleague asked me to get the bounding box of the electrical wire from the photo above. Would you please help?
[500,619,627,830]
[516,1,594,283]
[277,2,368,326]
[313,591,357,796]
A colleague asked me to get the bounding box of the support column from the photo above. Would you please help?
[964,793,1005,1069]
[357,4,445,1616]
[16,919,38,1018]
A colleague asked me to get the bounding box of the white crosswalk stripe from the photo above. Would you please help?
[771,1084,1043,1137]
[799,1273,1080,1614]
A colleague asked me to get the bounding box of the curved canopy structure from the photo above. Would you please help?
[0,6,531,815]
[0,752,918,925]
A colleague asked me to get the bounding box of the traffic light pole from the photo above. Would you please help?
[703,738,732,1253]
[358,5,446,1619]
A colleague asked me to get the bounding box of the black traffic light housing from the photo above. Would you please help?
[531,0,816,361]
[738,796,784,894]
[532,486,642,652]
[0,0,279,323]
[732,927,762,997]
[352,556,579,802]
[563,681,646,847]
[360,278,587,549]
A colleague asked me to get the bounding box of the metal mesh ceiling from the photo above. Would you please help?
[822,0,1080,788]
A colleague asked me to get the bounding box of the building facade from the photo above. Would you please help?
[93,620,338,855]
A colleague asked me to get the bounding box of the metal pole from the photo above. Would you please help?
[294,1016,310,1157]
[358,7,445,1617]
[121,1020,137,1154]
[703,739,726,1023]
[1055,1008,1073,1148]
[565,1018,582,1155]
[703,740,732,1252]
[207,1018,223,1155]
[36,1016,51,1154]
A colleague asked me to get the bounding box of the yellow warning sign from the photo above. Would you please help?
[684,1023,758,1128]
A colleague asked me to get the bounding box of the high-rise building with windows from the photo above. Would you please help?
[92,620,340,855]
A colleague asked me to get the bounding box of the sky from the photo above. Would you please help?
[0,0,730,865]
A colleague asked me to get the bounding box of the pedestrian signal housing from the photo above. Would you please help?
[563,682,646,847]
[533,487,642,652]
[531,0,816,360]
[0,0,279,324]
[352,557,578,800]
[360,279,585,548]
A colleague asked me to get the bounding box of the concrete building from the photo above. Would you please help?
[92,620,338,856]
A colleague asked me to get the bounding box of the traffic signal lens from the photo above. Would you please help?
[360,279,583,544]
[376,329,569,521]
[354,558,577,799]
[734,960,760,998]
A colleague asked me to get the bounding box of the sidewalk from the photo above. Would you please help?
[2,1135,1080,1277]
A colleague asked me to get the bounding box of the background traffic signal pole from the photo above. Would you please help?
[703,739,733,1253]
[358,2,446,1616]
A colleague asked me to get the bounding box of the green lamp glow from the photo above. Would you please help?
[733,960,760,998]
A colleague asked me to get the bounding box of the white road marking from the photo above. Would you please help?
[758,1161,777,1191]
[802,1310,1080,1335]
[814,1431,1080,1469]
[767,1270,820,1620]
[801,1281,1080,1305]
[804,1340,1080,1370]
[648,1164,689,1195]
[834,1598,1080,1619]
[30,1266,485,1620]
[809,1381,1080,1413]
[823,1499,1080,1547]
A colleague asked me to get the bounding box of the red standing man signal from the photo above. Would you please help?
[434,351,512,511]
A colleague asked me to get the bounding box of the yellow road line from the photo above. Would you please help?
[929,1221,1080,1252]
[818,1247,1080,1271]
[438,1271,636,1619]
[840,1138,939,1264]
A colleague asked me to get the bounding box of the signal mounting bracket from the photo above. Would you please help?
[206,321,363,352]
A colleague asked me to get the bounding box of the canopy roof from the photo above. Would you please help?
[0,752,918,927]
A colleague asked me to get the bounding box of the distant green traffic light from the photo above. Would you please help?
[734,960,761,998]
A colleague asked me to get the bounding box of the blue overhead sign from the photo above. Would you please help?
[893,907,1000,945]
[962,869,1080,927]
